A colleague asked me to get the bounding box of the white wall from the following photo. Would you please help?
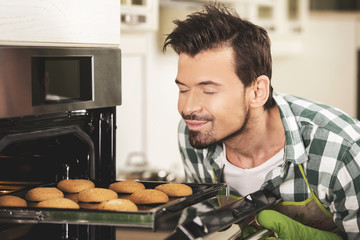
[117,13,359,180]
[273,13,358,117]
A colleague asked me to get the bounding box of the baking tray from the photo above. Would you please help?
[0,181,226,230]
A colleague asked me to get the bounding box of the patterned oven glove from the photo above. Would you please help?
[256,210,342,240]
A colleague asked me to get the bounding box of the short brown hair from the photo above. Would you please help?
[163,4,275,109]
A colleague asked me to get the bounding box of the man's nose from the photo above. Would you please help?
[181,92,202,115]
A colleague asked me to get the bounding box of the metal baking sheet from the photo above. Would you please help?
[0,181,226,230]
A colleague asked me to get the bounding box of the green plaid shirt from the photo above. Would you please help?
[178,92,360,239]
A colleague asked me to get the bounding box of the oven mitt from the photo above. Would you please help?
[256,210,342,240]
[238,225,258,239]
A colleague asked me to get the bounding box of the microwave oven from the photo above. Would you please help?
[0,46,121,119]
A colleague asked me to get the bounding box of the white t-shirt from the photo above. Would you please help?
[222,144,284,196]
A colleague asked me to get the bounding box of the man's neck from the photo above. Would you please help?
[224,106,285,169]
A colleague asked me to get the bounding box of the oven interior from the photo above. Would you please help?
[0,107,115,190]
[0,107,117,240]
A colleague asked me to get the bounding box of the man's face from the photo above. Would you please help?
[176,47,251,149]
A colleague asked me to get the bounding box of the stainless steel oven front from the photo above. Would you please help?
[0,46,122,240]
[0,46,121,119]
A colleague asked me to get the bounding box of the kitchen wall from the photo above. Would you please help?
[273,12,358,117]
[117,10,360,181]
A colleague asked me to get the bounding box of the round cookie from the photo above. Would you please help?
[98,199,138,212]
[25,187,64,202]
[57,179,95,193]
[155,183,193,197]
[130,189,169,205]
[78,188,117,203]
[0,195,27,207]
[109,181,145,194]
[37,198,80,209]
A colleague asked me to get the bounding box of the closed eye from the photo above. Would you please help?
[202,86,217,95]
[200,81,220,95]
[176,79,190,94]
[179,89,189,93]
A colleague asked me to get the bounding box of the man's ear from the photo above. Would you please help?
[249,75,270,108]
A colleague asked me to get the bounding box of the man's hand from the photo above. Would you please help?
[256,210,342,240]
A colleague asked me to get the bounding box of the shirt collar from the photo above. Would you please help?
[273,92,308,164]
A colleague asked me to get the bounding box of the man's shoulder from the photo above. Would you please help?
[275,92,354,119]
[274,92,360,142]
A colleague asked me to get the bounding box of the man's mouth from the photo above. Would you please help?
[185,120,209,131]
[182,112,213,131]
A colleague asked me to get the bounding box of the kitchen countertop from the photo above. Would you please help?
[116,228,171,240]
[115,224,245,240]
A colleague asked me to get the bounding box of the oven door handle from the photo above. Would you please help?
[165,190,278,240]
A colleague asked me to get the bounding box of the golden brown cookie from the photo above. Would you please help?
[0,195,27,207]
[155,183,193,197]
[57,179,95,193]
[25,187,64,202]
[97,199,138,211]
[130,189,169,204]
[109,180,145,194]
[37,198,80,209]
[78,188,117,203]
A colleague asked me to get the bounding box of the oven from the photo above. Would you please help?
[0,46,121,240]
[0,46,230,240]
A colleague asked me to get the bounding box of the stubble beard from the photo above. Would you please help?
[186,109,250,150]
[188,128,216,149]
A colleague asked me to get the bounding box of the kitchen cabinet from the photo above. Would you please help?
[121,0,159,32]
[159,0,308,56]
[237,0,308,56]
[0,0,120,46]
[310,0,360,11]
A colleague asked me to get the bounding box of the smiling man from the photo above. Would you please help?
[175,46,284,170]
[163,4,360,240]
